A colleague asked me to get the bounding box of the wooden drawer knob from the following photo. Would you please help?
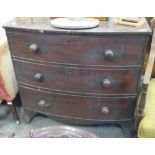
[34,73,43,81]
[101,106,109,114]
[102,79,111,88]
[104,49,114,60]
[38,100,49,108]
[29,44,39,53]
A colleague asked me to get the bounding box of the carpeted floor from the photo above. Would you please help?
[0,103,126,138]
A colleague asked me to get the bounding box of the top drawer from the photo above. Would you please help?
[7,32,146,66]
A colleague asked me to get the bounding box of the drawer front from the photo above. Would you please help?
[8,32,146,66]
[20,86,136,121]
[14,60,139,95]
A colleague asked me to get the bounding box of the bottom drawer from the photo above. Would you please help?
[19,86,136,122]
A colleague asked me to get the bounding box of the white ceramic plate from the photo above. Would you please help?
[50,17,99,29]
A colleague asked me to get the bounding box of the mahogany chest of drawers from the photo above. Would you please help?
[4,18,151,137]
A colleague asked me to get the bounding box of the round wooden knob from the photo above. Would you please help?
[34,73,43,81]
[38,100,48,108]
[102,79,111,88]
[104,49,114,60]
[101,106,109,114]
[29,44,39,53]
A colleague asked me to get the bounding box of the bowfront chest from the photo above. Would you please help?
[4,17,151,137]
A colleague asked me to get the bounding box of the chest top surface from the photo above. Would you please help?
[3,17,152,35]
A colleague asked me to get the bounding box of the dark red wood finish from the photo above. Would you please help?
[19,86,136,121]
[7,32,146,66]
[14,59,139,95]
[3,18,151,136]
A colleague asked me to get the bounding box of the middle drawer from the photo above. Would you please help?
[14,59,139,95]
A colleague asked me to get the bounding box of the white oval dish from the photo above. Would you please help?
[50,17,99,29]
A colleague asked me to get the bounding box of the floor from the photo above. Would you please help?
[0,102,126,138]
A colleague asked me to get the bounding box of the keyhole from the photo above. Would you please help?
[67,40,71,44]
